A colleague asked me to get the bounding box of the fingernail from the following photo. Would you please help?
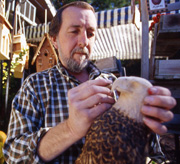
[144,97,154,104]
[149,87,158,95]
[162,125,168,133]
[106,79,113,84]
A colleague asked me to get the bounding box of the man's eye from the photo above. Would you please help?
[71,31,78,34]
[88,32,94,38]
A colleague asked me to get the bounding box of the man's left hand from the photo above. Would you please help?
[141,86,177,135]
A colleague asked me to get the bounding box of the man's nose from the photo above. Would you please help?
[78,31,88,47]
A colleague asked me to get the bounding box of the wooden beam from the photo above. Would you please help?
[141,0,149,79]
[155,60,180,79]
[149,23,158,80]
[167,2,180,11]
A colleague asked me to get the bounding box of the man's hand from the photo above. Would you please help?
[141,86,177,135]
[67,78,115,139]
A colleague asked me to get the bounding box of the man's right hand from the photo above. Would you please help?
[67,78,115,139]
[37,79,115,162]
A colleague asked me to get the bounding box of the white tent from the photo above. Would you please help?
[25,0,179,60]
[92,5,145,60]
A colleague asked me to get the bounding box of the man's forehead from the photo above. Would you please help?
[62,6,97,28]
[63,6,94,13]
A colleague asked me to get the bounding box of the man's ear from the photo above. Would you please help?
[50,36,58,49]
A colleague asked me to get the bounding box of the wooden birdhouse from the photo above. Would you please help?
[13,34,27,53]
[0,0,5,16]
[31,33,58,72]
[12,46,29,78]
[0,14,12,60]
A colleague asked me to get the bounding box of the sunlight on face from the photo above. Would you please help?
[57,39,90,73]
[55,7,97,73]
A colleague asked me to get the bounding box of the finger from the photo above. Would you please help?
[141,105,174,122]
[148,86,171,96]
[144,95,176,109]
[143,116,168,135]
[88,103,113,119]
[79,93,115,109]
[69,79,113,100]
[78,78,113,90]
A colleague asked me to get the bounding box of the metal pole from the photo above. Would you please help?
[5,0,19,123]
[141,0,149,79]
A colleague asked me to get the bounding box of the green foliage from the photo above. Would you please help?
[91,0,131,11]
[11,49,28,71]
[51,0,88,9]
[1,49,28,97]
[51,0,134,11]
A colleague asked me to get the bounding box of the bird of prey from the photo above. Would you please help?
[75,76,152,164]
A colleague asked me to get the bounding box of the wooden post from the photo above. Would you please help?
[45,9,47,33]
[141,0,149,79]
[149,23,158,80]
[5,0,18,121]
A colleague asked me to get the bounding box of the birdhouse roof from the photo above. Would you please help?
[0,13,13,29]
[31,33,58,65]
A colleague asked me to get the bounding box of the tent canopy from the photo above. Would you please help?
[25,0,179,60]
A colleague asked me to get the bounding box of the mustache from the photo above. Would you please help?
[71,47,90,57]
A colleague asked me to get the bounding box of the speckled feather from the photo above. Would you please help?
[75,107,149,164]
[75,77,152,164]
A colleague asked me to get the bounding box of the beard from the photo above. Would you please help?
[67,47,89,73]
[57,45,90,73]
[66,56,88,73]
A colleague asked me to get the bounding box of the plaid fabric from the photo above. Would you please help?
[3,61,116,164]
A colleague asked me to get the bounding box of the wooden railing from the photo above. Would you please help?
[11,0,37,26]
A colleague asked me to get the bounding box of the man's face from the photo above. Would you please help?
[53,6,97,73]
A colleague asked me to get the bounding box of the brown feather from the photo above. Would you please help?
[76,76,152,164]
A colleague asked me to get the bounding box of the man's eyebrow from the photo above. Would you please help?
[71,25,81,28]
[69,25,96,31]
[88,27,96,31]
[68,25,81,29]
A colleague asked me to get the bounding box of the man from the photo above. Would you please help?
[3,1,176,163]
